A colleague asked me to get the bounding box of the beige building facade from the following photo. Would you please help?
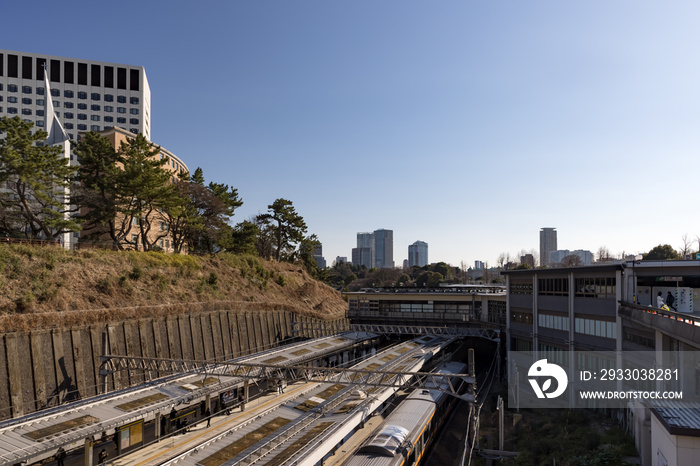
[81,127,189,252]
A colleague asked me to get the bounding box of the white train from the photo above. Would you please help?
[343,361,468,466]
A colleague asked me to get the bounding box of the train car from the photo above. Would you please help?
[343,361,468,466]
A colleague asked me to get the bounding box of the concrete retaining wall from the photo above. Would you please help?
[0,309,348,421]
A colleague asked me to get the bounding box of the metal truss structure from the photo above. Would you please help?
[291,321,499,341]
[100,355,475,401]
[348,323,500,341]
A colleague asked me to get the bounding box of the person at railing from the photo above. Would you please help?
[666,291,677,311]
[657,292,665,308]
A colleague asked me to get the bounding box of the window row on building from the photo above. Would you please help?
[538,313,569,331]
[377,301,473,313]
[538,344,568,366]
[0,83,140,104]
[536,313,617,340]
[5,110,139,125]
[574,317,616,339]
[574,277,616,298]
[509,281,533,295]
[538,278,570,296]
[510,277,618,299]
[512,308,616,339]
[0,53,141,91]
[511,309,533,324]
[348,298,377,313]
[0,118,140,141]
[1,98,137,112]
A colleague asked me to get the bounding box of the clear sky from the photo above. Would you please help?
[4,1,699,267]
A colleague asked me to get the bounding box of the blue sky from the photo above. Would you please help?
[4,1,699,267]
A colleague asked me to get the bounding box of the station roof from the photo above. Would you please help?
[345,284,506,296]
[0,332,378,465]
[651,400,700,437]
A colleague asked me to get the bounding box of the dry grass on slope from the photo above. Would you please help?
[0,245,346,333]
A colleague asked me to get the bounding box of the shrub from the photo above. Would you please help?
[129,266,143,280]
[15,292,35,312]
[96,277,113,294]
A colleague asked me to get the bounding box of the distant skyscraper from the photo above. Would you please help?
[548,249,570,265]
[353,232,374,269]
[352,248,372,269]
[475,260,485,270]
[520,254,535,268]
[408,240,428,267]
[374,229,394,269]
[549,249,593,266]
[540,228,557,267]
[313,244,326,269]
[335,256,348,265]
[572,250,593,266]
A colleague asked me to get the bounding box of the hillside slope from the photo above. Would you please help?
[0,245,346,333]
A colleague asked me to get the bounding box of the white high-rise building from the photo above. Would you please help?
[0,49,151,146]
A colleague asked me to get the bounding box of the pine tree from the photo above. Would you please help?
[258,198,307,261]
[117,134,176,251]
[72,131,121,244]
[166,168,243,254]
[0,117,79,240]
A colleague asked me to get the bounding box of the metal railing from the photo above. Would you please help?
[1,237,63,247]
[619,302,700,327]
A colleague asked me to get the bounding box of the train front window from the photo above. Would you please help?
[360,425,410,457]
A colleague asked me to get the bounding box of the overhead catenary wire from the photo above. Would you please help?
[461,349,498,466]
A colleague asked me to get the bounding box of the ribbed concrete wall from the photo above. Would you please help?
[0,310,348,421]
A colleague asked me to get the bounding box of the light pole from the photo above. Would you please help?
[631,255,642,303]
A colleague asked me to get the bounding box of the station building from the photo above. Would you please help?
[346,284,506,328]
[503,260,700,466]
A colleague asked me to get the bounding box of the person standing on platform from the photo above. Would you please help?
[56,447,66,466]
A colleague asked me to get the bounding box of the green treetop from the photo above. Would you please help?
[0,117,78,240]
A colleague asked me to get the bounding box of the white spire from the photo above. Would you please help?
[44,68,69,145]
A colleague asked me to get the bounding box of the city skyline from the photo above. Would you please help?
[1,1,698,267]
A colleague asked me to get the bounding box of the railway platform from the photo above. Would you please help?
[110,378,316,466]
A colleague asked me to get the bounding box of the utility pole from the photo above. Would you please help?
[468,348,478,461]
[497,395,504,450]
[100,331,109,394]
